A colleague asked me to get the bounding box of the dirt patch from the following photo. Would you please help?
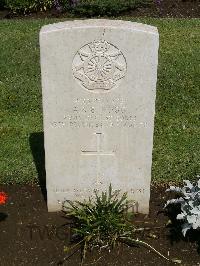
[128,0,200,18]
[0,0,199,19]
[0,184,200,265]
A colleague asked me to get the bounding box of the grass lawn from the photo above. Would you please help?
[0,18,199,184]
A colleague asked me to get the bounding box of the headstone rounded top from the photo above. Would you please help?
[40,19,158,35]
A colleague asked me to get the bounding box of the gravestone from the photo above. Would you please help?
[40,19,159,213]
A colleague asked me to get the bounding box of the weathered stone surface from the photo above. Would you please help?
[40,19,159,213]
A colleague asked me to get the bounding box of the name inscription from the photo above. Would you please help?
[51,97,147,129]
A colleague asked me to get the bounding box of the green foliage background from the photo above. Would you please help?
[5,0,53,13]
[0,18,199,184]
[61,0,151,16]
[3,0,151,15]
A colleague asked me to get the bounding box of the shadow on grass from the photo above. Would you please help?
[29,132,47,203]
[165,204,200,254]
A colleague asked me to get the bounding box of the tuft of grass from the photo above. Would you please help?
[59,185,178,265]
[62,184,134,253]
[0,18,199,184]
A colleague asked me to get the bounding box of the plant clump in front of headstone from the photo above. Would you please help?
[0,192,8,205]
[59,184,179,265]
[165,179,200,237]
[0,191,8,223]
[61,184,134,260]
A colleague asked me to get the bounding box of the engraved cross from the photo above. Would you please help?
[81,132,115,184]
[81,132,114,156]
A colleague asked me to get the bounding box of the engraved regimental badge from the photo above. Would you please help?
[72,40,127,91]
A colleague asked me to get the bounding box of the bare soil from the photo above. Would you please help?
[0,184,200,266]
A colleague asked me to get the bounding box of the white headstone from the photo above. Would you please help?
[40,19,159,213]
